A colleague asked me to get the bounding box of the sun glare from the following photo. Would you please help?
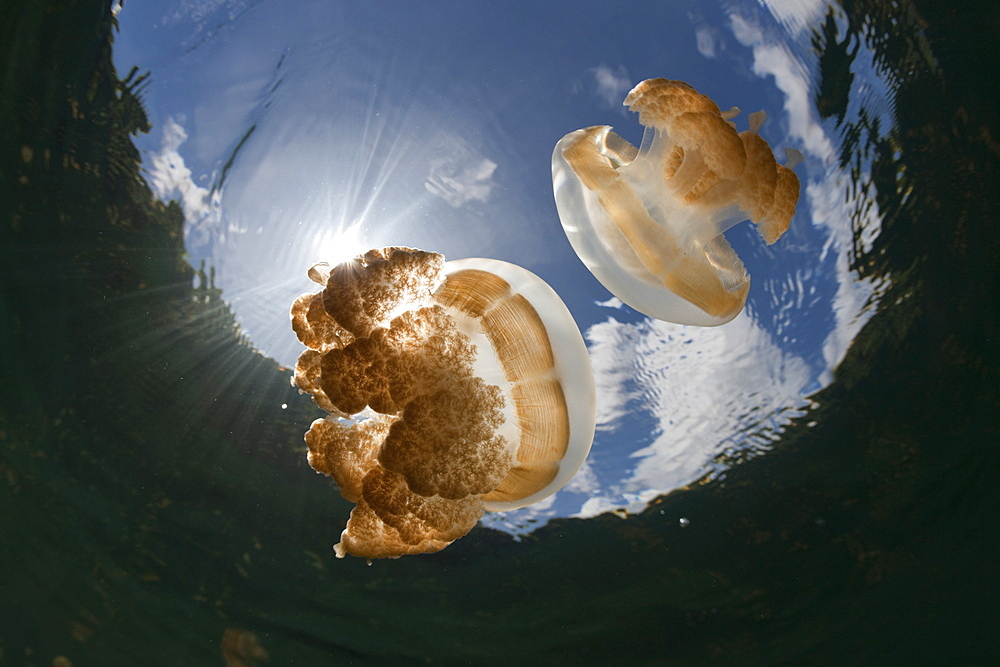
[313,221,369,267]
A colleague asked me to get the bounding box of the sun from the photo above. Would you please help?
[312,220,369,267]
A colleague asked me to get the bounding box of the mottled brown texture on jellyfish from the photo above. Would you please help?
[625,79,736,190]
[378,379,511,499]
[624,78,720,126]
[361,467,485,544]
[311,254,479,419]
[668,112,747,202]
[334,497,452,559]
[315,305,480,418]
[290,291,353,352]
[623,77,691,104]
[626,83,710,182]
[305,416,395,502]
[732,129,780,221]
[376,306,479,408]
[562,127,748,319]
[756,164,801,244]
[319,336,398,415]
[317,304,480,417]
[322,247,444,339]
[292,247,595,558]
[317,307,463,418]
[294,349,338,414]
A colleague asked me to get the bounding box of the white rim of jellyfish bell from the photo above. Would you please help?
[444,257,597,512]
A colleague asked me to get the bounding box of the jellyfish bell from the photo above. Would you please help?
[291,247,596,559]
[439,257,596,511]
[552,77,802,326]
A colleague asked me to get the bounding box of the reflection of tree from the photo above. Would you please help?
[0,0,997,664]
[813,9,859,125]
[811,0,998,385]
[1,1,332,660]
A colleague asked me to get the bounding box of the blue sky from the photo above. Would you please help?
[112,0,894,531]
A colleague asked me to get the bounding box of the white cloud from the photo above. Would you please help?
[563,459,600,495]
[595,296,624,309]
[695,25,721,59]
[587,317,643,430]
[730,15,834,162]
[147,117,221,248]
[760,0,832,40]
[729,13,764,46]
[806,174,884,378]
[578,313,813,519]
[423,132,498,208]
[160,0,252,36]
[590,64,632,108]
[727,9,889,376]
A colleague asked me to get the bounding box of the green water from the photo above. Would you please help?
[2,0,998,664]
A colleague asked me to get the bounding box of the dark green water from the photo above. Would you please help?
[2,0,998,665]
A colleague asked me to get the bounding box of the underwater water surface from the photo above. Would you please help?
[109,0,890,532]
[1,0,998,664]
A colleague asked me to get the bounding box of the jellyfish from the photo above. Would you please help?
[291,247,596,560]
[552,77,803,326]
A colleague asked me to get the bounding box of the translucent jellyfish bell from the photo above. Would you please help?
[290,247,596,560]
[552,78,803,326]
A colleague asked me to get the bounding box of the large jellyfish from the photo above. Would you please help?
[291,247,596,560]
[552,77,803,326]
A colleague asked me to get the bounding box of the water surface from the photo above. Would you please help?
[1,0,997,664]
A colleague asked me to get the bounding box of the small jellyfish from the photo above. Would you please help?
[552,77,803,326]
[291,247,596,559]
[221,628,269,667]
